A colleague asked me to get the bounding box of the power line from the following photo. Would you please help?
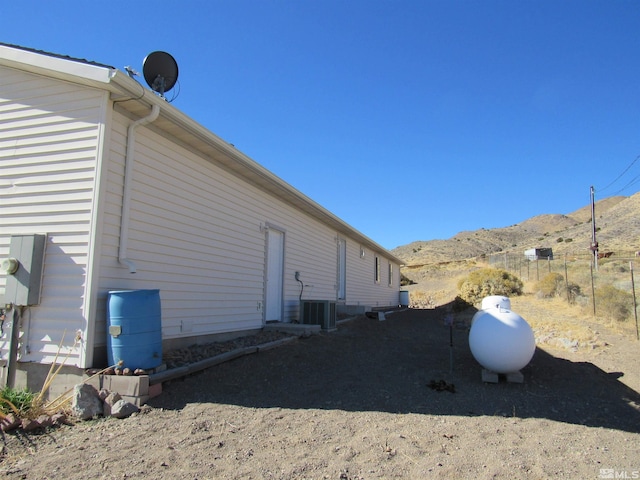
[610,172,640,196]
[597,153,640,194]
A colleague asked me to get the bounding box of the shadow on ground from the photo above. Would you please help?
[150,307,640,434]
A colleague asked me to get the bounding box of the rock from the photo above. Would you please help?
[98,388,111,401]
[103,391,122,417]
[123,368,133,376]
[36,414,54,428]
[1,413,22,432]
[21,418,42,432]
[110,400,139,419]
[51,412,72,426]
[134,369,146,375]
[71,383,103,420]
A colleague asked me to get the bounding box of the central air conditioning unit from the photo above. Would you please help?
[300,300,337,330]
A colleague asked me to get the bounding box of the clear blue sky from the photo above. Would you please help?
[2,1,640,250]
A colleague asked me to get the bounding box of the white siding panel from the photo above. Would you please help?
[100,111,349,344]
[0,67,105,366]
[100,116,266,337]
[98,108,401,347]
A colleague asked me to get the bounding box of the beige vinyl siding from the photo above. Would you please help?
[345,243,401,307]
[0,67,106,366]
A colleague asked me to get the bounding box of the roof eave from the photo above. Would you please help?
[0,43,115,86]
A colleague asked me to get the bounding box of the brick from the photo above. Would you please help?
[85,375,149,397]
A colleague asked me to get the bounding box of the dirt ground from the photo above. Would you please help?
[1,304,640,480]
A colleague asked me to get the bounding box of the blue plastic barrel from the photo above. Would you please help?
[107,289,162,370]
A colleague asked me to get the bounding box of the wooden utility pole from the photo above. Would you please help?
[590,186,598,271]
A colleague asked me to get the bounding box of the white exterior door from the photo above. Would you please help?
[337,237,346,301]
[265,228,284,322]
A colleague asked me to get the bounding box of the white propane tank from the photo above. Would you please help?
[468,308,535,374]
[481,295,511,310]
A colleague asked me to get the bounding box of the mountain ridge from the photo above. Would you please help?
[391,194,636,265]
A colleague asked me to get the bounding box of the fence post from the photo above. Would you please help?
[564,254,570,303]
[630,261,639,341]
[590,262,596,317]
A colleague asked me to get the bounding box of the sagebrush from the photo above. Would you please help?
[457,267,523,305]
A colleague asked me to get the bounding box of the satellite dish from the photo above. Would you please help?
[142,51,179,99]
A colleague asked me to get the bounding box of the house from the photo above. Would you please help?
[524,248,553,261]
[0,43,404,393]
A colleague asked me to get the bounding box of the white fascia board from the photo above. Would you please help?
[0,44,115,84]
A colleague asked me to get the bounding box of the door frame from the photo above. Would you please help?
[337,236,346,301]
[263,224,285,323]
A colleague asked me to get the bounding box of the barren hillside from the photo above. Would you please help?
[392,194,633,266]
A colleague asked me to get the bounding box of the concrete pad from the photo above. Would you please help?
[506,371,524,383]
[481,369,499,383]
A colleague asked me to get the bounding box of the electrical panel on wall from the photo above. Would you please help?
[2,234,47,306]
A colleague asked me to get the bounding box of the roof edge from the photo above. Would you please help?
[0,43,115,84]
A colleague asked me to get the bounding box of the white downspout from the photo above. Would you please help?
[118,104,160,273]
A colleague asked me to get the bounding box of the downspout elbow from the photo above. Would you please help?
[118,104,160,274]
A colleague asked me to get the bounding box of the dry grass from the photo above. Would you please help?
[403,262,639,354]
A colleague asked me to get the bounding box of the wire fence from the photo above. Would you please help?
[487,251,640,340]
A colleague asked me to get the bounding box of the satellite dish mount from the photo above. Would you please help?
[142,51,179,100]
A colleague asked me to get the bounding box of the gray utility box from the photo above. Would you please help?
[3,234,47,306]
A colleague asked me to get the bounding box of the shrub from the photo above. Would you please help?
[595,285,633,322]
[400,273,416,286]
[536,273,565,298]
[0,386,35,416]
[456,268,523,306]
[536,272,582,303]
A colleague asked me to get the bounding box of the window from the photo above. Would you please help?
[374,256,380,283]
[388,263,393,286]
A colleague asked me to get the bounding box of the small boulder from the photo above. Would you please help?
[51,412,72,426]
[103,391,122,417]
[110,400,139,419]
[21,417,42,432]
[1,413,22,432]
[98,388,111,401]
[71,383,103,420]
[36,414,54,428]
